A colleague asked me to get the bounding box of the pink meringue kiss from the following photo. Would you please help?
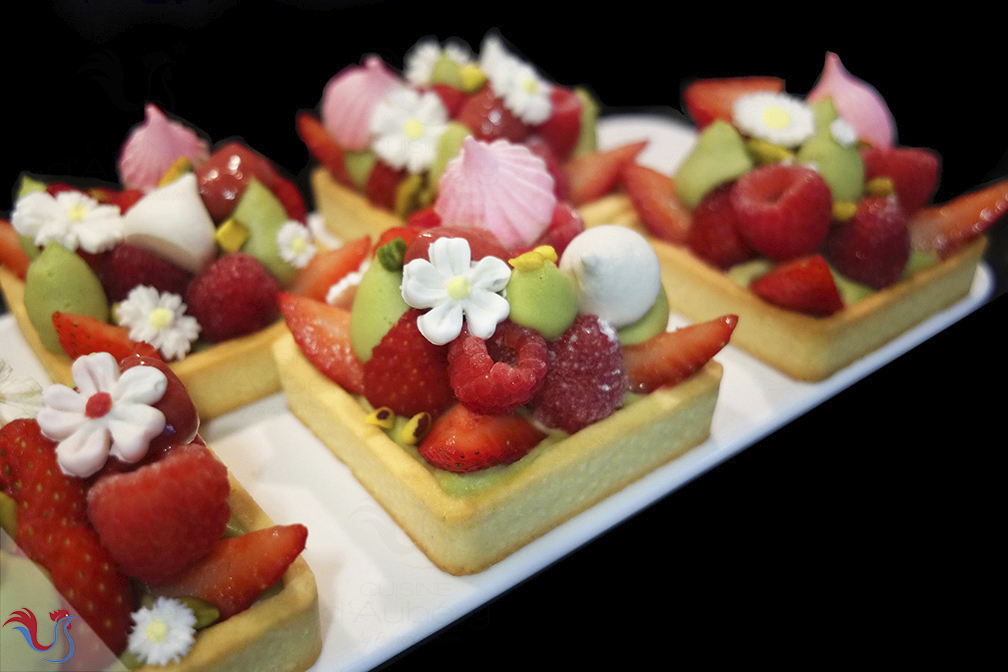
[320,55,401,152]
[435,137,557,249]
[807,52,897,150]
[118,104,211,192]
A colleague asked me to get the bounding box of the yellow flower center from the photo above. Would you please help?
[148,307,173,330]
[446,276,471,300]
[522,77,539,95]
[67,203,89,222]
[290,236,307,255]
[404,118,425,140]
[761,106,791,130]
[146,620,169,644]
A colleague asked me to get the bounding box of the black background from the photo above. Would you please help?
[3,2,1004,667]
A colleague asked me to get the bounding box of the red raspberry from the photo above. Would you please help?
[729,163,833,260]
[687,182,755,269]
[96,242,193,303]
[823,195,910,289]
[529,315,628,434]
[185,252,280,343]
[86,441,231,584]
[447,320,549,415]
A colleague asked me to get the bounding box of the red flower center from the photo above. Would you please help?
[85,392,113,419]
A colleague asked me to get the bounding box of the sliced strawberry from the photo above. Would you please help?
[271,174,308,223]
[620,163,692,245]
[366,159,405,211]
[431,83,468,117]
[907,178,1008,258]
[750,255,844,316]
[406,206,443,229]
[860,146,939,215]
[455,85,529,144]
[823,196,909,289]
[151,523,308,619]
[51,311,148,361]
[532,85,583,160]
[0,218,31,279]
[373,225,422,255]
[511,201,586,259]
[565,140,648,206]
[523,134,571,202]
[113,188,145,214]
[363,308,455,419]
[278,292,366,395]
[288,235,371,303]
[623,314,738,393]
[682,76,785,129]
[296,111,350,185]
[417,403,546,473]
[86,441,231,583]
[687,182,754,268]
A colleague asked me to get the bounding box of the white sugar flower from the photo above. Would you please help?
[732,92,816,148]
[400,237,511,345]
[116,286,201,361]
[405,38,473,86]
[829,117,858,147]
[370,87,449,173]
[11,189,124,253]
[0,360,43,425]
[37,352,168,478]
[128,597,197,666]
[277,220,317,268]
[479,34,552,124]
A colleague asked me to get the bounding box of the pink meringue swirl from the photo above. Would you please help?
[117,104,211,192]
[320,55,401,152]
[434,137,557,249]
[806,52,897,150]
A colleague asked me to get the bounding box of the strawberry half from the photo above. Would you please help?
[750,255,844,316]
[861,145,940,215]
[296,111,350,185]
[621,163,692,245]
[565,140,648,206]
[623,314,738,393]
[907,178,1008,258]
[687,182,754,268]
[682,76,785,129]
[417,403,546,474]
[0,218,31,279]
[151,523,308,619]
[823,195,909,289]
[287,235,371,303]
[278,292,366,395]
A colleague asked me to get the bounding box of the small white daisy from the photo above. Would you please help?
[732,92,816,148]
[829,117,858,147]
[400,237,511,345]
[128,597,197,667]
[478,35,552,125]
[0,360,43,425]
[276,220,317,268]
[404,38,473,86]
[11,189,124,253]
[370,87,449,173]
[115,285,201,361]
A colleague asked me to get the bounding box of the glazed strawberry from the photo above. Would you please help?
[532,86,583,160]
[403,225,510,264]
[861,146,939,215]
[455,85,529,144]
[94,242,193,303]
[287,235,371,303]
[729,163,833,260]
[185,252,280,343]
[529,315,628,434]
[623,314,738,393]
[363,308,454,418]
[620,162,692,244]
[278,293,366,395]
[118,354,200,459]
[0,419,134,655]
[417,403,546,474]
[565,140,647,206]
[152,523,308,619]
[687,182,754,268]
[195,142,306,223]
[0,218,31,279]
[86,441,231,584]
[682,76,785,128]
[750,256,844,316]
[447,321,548,415]
[908,178,1008,258]
[365,159,406,211]
[296,111,350,185]
[823,196,909,289]
[51,311,148,361]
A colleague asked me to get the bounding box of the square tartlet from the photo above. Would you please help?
[0,266,286,421]
[272,331,723,576]
[600,205,988,382]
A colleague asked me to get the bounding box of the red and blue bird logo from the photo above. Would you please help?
[3,607,76,663]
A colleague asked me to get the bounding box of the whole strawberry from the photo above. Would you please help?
[823,196,909,289]
[687,182,754,269]
[95,242,193,303]
[185,252,280,342]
